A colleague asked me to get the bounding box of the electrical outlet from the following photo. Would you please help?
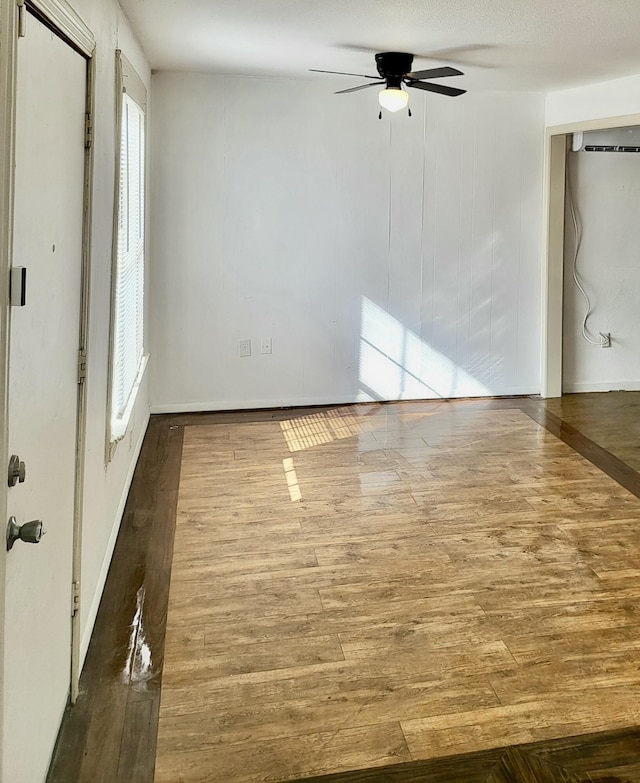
[261,337,272,354]
[599,332,611,348]
[239,339,251,357]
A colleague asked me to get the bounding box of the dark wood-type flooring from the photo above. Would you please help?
[47,393,640,783]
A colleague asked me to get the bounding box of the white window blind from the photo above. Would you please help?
[110,89,145,442]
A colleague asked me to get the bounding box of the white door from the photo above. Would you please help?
[3,12,86,783]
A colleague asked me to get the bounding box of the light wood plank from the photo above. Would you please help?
[156,403,640,782]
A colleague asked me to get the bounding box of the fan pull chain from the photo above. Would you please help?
[377,108,412,119]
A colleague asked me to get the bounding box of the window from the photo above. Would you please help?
[108,52,147,449]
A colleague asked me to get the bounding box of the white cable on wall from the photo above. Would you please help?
[566,153,610,347]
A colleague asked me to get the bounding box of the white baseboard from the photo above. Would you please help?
[150,387,541,415]
[79,407,151,668]
[563,380,640,393]
[151,395,359,414]
[491,386,541,396]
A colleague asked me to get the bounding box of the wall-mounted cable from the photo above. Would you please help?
[566,154,611,348]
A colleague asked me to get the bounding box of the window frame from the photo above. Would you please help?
[106,50,148,459]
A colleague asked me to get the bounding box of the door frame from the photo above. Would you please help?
[0,0,95,750]
[0,1,18,771]
[542,112,640,398]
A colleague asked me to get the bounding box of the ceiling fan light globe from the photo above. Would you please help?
[378,88,409,112]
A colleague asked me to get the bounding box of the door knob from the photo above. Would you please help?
[7,455,26,487]
[6,517,45,551]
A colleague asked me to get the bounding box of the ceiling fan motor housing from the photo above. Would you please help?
[375,52,414,84]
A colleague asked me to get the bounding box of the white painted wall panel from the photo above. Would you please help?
[464,99,497,394]
[492,97,525,391]
[546,73,640,128]
[563,150,640,391]
[150,73,544,411]
[388,111,423,338]
[518,117,546,387]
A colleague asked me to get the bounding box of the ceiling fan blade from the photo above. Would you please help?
[335,81,384,94]
[310,68,379,79]
[406,66,464,80]
[406,81,466,97]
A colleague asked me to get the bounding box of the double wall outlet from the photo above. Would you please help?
[239,337,272,356]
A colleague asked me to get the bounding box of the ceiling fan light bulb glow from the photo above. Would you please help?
[378,87,409,112]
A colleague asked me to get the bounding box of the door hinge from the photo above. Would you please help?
[77,348,87,384]
[85,112,93,149]
[72,580,80,618]
[17,0,26,38]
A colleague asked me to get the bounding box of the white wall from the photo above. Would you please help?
[546,72,640,127]
[563,149,640,392]
[60,0,151,662]
[150,73,544,412]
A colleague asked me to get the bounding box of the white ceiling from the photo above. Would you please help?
[118,0,640,93]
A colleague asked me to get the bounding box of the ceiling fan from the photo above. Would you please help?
[311,52,466,117]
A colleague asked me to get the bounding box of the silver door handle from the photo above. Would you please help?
[6,517,45,551]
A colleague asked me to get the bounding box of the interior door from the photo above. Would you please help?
[3,11,86,783]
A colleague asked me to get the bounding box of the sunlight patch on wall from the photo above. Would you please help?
[359,298,490,401]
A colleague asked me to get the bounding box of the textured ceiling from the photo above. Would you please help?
[119,0,640,92]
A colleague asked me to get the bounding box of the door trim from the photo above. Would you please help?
[26,0,93,56]
[70,47,95,704]
[542,113,640,398]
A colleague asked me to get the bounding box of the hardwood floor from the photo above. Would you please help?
[544,391,640,475]
[47,395,640,782]
[47,417,184,783]
[286,726,640,782]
